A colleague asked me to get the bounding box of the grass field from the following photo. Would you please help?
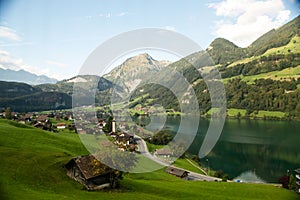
[262,35,300,56]
[226,35,300,69]
[207,108,286,119]
[173,158,206,175]
[0,119,298,200]
[223,65,300,84]
[146,141,165,152]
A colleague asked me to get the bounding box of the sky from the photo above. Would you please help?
[0,0,299,80]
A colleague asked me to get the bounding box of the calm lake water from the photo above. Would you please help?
[143,116,300,183]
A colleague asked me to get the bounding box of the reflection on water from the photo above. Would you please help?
[233,170,266,183]
[144,116,300,183]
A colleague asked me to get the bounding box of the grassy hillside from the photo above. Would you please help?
[0,119,298,200]
[248,15,300,56]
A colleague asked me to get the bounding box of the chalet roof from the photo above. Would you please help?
[24,113,33,119]
[155,148,172,155]
[36,115,48,122]
[165,166,189,177]
[66,155,112,180]
[33,122,45,127]
[117,132,134,140]
[57,122,66,126]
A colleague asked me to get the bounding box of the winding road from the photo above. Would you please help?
[134,135,222,182]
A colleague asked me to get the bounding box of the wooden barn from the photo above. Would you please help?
[165,166,189,179]
[65,155,116,190]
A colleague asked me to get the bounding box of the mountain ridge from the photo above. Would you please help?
[104,53,171,93]
[1,16,300,115]
[0,68,57,85]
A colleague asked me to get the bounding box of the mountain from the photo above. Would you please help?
[207,38,248,65]
[37,75,115,94]
[0,81,41,98]
[206,15,300,65]
[0,68,57,85]
[37,75,118,107]
[0,74,118,112]
[248,15,300,56]
[128,15,300,119]
[104,53,171,93]
[1,16,299,116]
[0,81,71,112]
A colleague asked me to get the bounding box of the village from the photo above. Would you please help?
[1,107,300,193]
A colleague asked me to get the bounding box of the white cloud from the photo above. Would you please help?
[164,26,176,31]
[117,12,128,17]
[0,50,53,78]
[97,12,129,18]
[209,0,291,47]
[0,26,22,42]
[45,60,67,68]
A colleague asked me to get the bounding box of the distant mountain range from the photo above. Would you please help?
[0,68,57,85]
[0,15,299,118]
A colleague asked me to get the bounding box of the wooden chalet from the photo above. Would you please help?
[154,148,172,157]
[115,132,134,145]
[165,166,189,179]
[36,115,49,123]
[65,155,114,190]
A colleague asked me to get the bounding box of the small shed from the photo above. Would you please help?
[165,166,189,179]
[65,155,114,190]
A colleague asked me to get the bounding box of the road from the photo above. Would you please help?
[134,135,169,167]
[134,135,222,182]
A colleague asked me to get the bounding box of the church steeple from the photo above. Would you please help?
[112,117,116,133]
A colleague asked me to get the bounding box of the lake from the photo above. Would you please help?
[143,116,300,183]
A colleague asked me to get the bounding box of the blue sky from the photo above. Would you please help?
[0,0,299,80]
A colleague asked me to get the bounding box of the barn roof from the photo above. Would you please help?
[66,155,112,180]
[165,166,189,177]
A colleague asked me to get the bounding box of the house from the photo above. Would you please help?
[154,148,172,157]
[23,113,33,122]
[115,132,134,145]
[57,122,66,129]
[165,166,189,179]
[65,155,114,190]
[295,168,300,194]
[33,122,46,129]
[36,115,49,123]
[98,120,107,129]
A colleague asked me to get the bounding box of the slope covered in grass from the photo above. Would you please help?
[0,119,298,200]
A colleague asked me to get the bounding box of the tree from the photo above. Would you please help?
[278,175,289,189]
[103,116,113,133]
[288,175,296,190]
[5,107,12,120]
[149,130,173,145]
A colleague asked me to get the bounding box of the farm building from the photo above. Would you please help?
[165,166,189,179]
[65,155,119,190]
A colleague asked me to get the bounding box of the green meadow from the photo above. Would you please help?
[226,35,300,69]
[207,108,287,119]
[0,119,298,200]
[223,65,300,84]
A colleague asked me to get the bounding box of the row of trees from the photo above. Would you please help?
[226,78,300,116]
